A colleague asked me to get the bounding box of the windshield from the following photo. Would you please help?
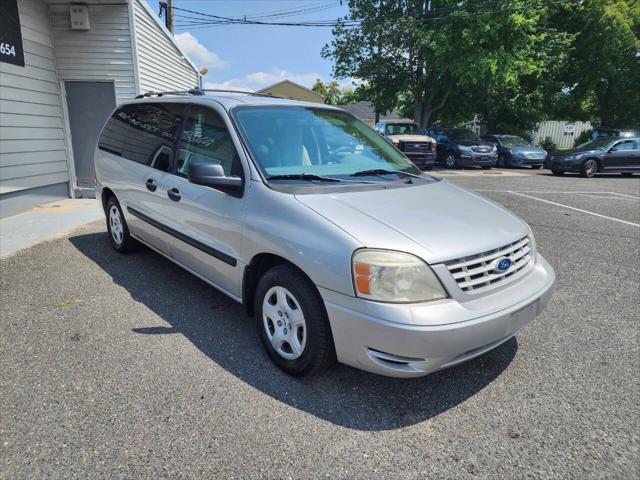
[385,123,422,135]
[577,137,613,150]
[232,106,422,181]
[448,129,479,141]
[498,136,530,147]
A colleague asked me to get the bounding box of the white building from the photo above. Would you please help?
[0,0,199,218]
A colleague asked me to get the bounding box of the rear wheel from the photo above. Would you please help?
[497,155,506,168]
[552,170,564,176]
[255,265,336,377]
[481,166,492,170]
[580,159,598,178]
[531,165,543,169]
[445,153,458,169]
[106,196,138,253]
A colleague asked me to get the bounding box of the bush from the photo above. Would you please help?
[539,136,556,152]
[574,129,592,147]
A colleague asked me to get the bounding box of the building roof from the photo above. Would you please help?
[339,101,404,121]
[256,80,325,102]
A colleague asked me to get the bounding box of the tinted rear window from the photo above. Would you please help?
[98,103,185,166]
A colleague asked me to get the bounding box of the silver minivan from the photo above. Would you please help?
[95,93,555,378]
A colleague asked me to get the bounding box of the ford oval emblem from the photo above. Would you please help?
[494,257,513,272]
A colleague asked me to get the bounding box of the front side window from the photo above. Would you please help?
[232,106,421,181]
[176,106,242,178]
[98,102,185,166]
[613,140,635,151]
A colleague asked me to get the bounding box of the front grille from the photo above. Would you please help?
[444,236,533,293]
[524,152,546,160]
[400,141,432,152]
[471,146,492,153]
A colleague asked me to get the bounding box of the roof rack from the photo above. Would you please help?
[134,88,284,99]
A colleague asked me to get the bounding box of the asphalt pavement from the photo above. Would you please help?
[1,168,638,479]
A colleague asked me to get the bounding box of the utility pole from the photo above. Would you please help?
[166,0,174,34]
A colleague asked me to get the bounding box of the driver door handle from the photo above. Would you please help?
[167,187,181,202]
[145,178,157,192]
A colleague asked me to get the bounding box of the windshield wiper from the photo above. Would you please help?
[350,168,424,179]
[266,173,343,182]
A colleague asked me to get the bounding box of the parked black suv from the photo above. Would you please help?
[545,137,640,177]
[428,128,497,169]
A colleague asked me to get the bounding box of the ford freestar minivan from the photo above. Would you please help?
[95,92,555,378]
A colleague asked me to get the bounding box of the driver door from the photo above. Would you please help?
[604,139,636,170]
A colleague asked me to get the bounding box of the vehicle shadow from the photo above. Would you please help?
[69,232,518,431]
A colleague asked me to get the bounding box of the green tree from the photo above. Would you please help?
[312,79,360,105]
[323,0,569,130]
[550,0,640,128]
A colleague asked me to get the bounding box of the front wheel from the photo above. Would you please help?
[481,166,492,170]
[531,165,543,169]
[552,170,564,176]
[497,155,506,168]
[580,159,598,178]
[255,265,336,377]
[445,153,458,169]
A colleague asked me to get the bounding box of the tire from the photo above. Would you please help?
[445,153,458,169]
[531,165,543,169]
[552,170,564,176]
[424,165,433,171]
[106,196,138,253]
[580,159,598,178]
[481,166,492,170]
[255,265,336,377]
[497,155,506,168]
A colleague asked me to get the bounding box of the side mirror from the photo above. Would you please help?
[188,163,242,195]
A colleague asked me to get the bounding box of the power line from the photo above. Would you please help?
[173,0,580,30]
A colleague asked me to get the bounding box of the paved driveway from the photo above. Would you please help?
[1,170,638,479]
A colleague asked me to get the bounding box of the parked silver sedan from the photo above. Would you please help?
[95,94,555,378]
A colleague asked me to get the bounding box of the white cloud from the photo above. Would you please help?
[205,69,326,92]
[175,32,228,69]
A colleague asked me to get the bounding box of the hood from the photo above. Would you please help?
[387,134,435,143]
[455,139,494,148]
[510,146,545,155]
[555,146,603,157]
[295,180,529,264]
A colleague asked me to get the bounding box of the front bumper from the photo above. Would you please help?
[404,151,436,169]
[320,254,555,378]
[510,155,546,166]
[458,151,497,167]
[544,157,582,172]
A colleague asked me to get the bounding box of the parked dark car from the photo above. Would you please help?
[544,136,640,177]
[428,128,497,169]
[374,120,437,170]
[483,135,547,169]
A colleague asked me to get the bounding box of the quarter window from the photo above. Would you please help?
[98,103,185,166]
[176,106,241,178]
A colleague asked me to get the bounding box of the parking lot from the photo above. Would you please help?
[1,168,638,479]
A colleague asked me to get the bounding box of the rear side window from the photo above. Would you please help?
[98,103,185,168]
[175,105,241,177]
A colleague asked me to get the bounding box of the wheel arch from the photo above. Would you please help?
[242,253,315,317]
[101,187,116,214]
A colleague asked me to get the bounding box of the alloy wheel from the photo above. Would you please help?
[262,286,307,360]
[109,205,124,246]
[445,154,456,169]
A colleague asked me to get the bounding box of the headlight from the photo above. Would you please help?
[352,250,447,303]
[458,145,472,153]
[565,153,584,161]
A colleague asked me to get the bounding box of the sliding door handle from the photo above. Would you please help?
[167,188,181,202]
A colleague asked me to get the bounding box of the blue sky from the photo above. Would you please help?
[163,0,351,91]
